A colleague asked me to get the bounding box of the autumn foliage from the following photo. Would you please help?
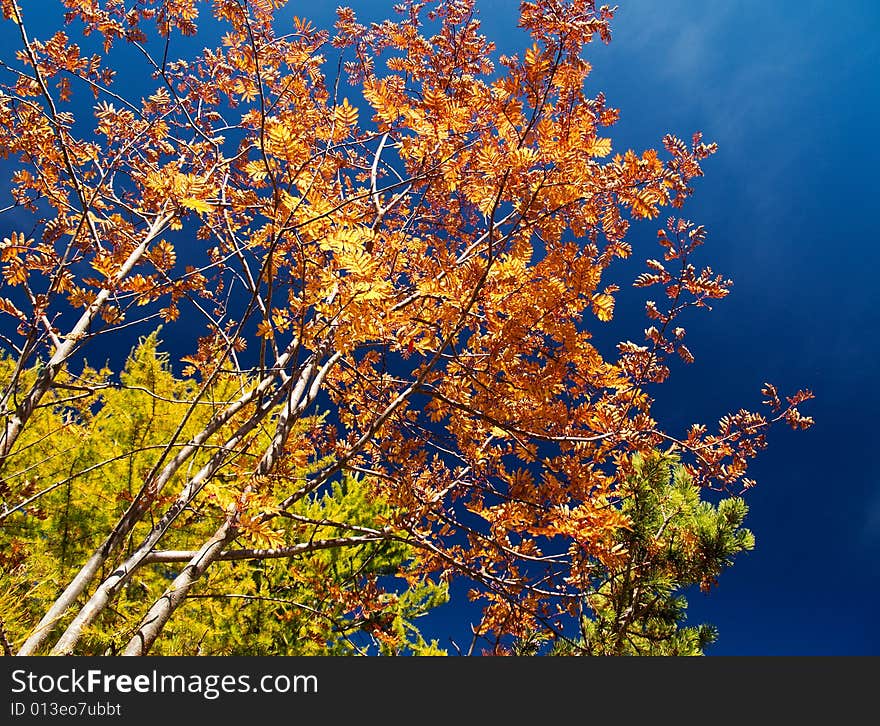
[0,0,812,655]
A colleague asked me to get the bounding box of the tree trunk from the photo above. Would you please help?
[122,520,236,656]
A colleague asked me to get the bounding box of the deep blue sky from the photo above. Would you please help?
[3,1,878,654]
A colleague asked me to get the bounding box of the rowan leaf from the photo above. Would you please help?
[180,197,212,214]
[592,292,615,321]
[587,137,612,157]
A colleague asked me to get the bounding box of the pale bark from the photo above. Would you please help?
[16,550,106,656]
[124,529,394,655]
[115,351,341,653]
[46,351,331,655]
[17,336,302,655]
[47,394,279,655]
[1,212,173,468]
[142,534,392,564]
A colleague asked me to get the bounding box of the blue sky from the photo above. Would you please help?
[2,0,878,654]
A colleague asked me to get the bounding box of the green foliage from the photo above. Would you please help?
[155,474,448,656]
[553,450,755,656]
[0,330,446,655]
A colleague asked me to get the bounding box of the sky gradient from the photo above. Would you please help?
[577,0,880,655]
[267,0,880,654]
[398,0,880,654]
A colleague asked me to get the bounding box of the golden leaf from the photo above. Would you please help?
[159,305,179,322]
[0,297,24,319]
[180,197,212,214]
[149,240,176,271]
[333,98,359,127]
[3,261,27,286]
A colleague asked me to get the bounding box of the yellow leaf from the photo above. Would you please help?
[630,188,663,219]
[149,239,176,271]
[524,43,549,72]
[159,305,179,322]
[0,297,24,319]
[3,261,27,286]
[245,160,268,182]
[256,320,274,338]
[266,122,295,156]
[181,197,212,214]
[592,292,615,322]
[587,137,612,157]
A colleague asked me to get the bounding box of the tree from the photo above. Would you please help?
[0,332,447,655]
[552,450,756,656]
[0,0,812,655]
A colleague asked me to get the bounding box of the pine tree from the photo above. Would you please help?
[553,451,755,655]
